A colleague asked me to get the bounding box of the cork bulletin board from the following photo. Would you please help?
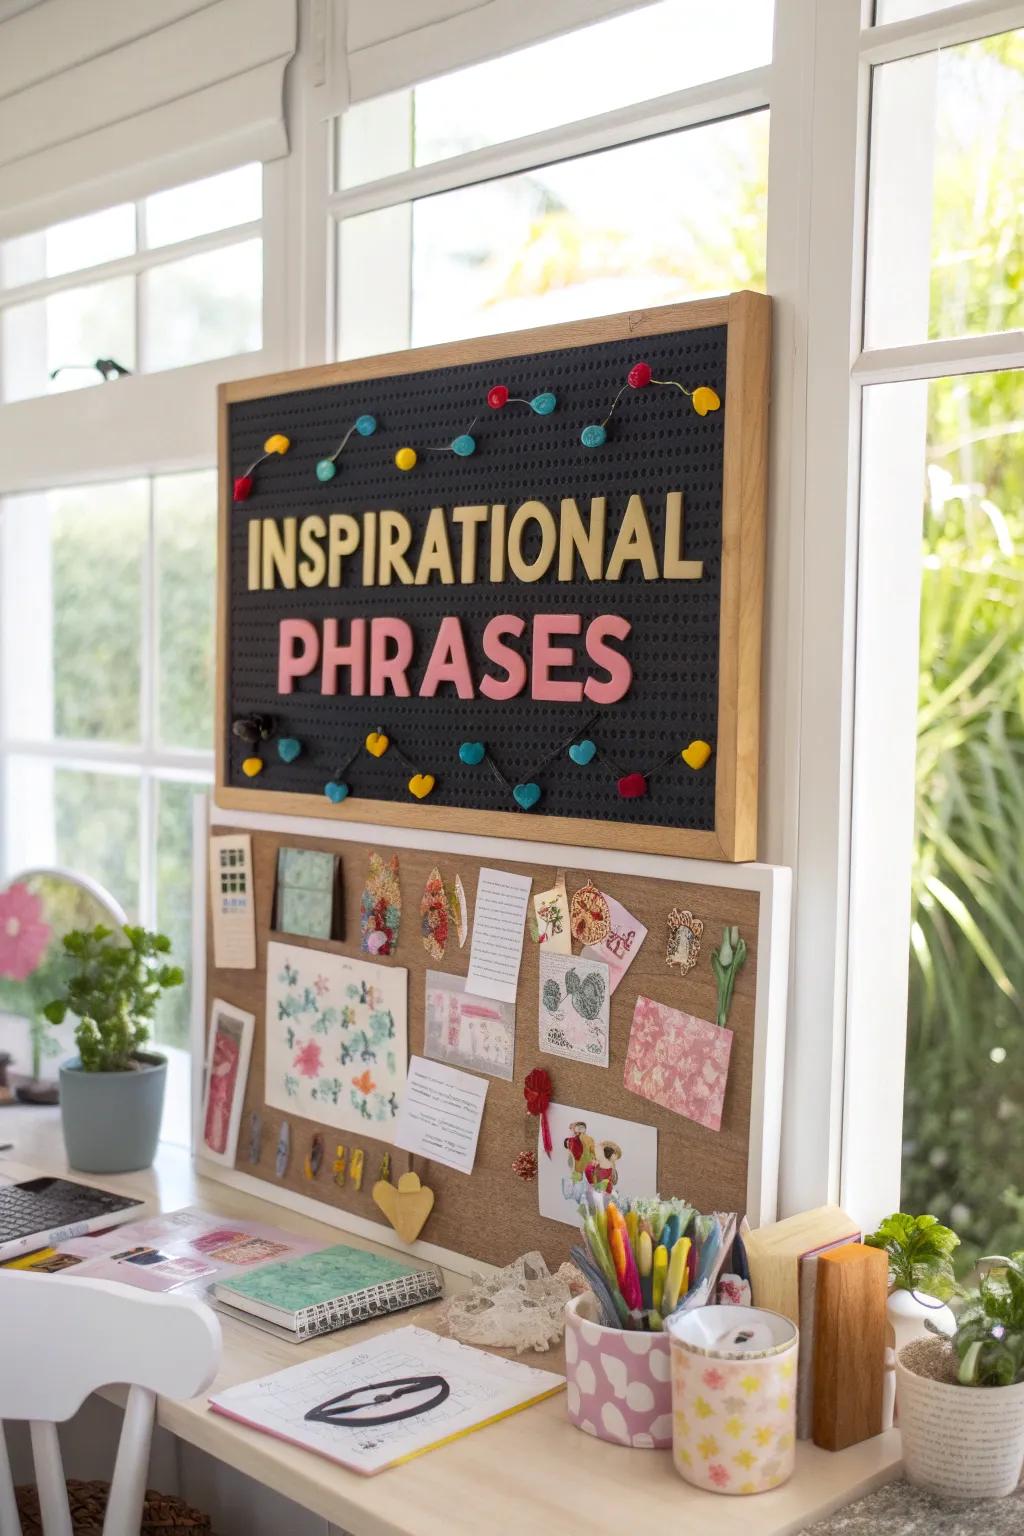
[199,810,789,1274]
[216,293,770,863]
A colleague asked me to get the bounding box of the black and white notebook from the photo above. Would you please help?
[211,1242,443,1341]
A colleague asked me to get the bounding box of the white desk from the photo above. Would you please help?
[1,1117,902,1536]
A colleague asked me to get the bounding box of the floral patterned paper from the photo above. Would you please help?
[264,942,408,1142]
[624,994,732,1132]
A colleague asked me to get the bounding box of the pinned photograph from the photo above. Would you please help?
[538,1100,658,1227]
[199,999,255,1166]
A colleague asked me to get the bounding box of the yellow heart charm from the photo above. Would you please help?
[263,433,290,455]
[691,386,721,417]
[408,773,435,800]
[372,1171,435,1244]
[681,740,712,771]
[241,756,264,777]
[365,731,390,757]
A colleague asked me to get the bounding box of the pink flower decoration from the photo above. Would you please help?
[0,883,50,981]
[708,1463,731,1487]
[293,1039,323,1079]
[702,1367,726,1390]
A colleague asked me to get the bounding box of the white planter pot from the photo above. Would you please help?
[896,1348,1024,1499]
[883,1290,956,1429]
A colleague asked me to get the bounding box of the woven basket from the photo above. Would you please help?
[16,1479,213,1534]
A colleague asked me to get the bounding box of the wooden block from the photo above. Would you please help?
[812,1242,889,1451]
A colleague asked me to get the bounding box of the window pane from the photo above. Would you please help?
[895,368,1024,1268]
[155,471,216,750]
[141,238,262,371]
[866,30,1024,346]
[153,778,204,1051]
[0,204,135,288]
[54,766,141,918]
[339,0,774,187]
[338,114,768,356]
[1,275,135,402]
[145,163,262,249]
[873,0,962,20]
[1,480,146,744]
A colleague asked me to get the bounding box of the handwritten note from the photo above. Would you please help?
[466,867,533,1003]
[393,1056,488,1175]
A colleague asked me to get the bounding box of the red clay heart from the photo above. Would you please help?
[617,772,648,799]
[233,474,254,501]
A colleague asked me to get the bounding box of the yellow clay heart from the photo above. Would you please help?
[408,773,435,800]
[241,756,264,777]
[691,387,721,417]
[372,1171,435,1244]
[365,731,390,757]
[681,740,712,771]
[263,433,290,455]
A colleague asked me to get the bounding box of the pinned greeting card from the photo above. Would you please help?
[538,1100,658,1227]
[623,994,733,1133]
[532,877,571,954]
[424,971,516,1081]
[538,951,610,1067]
[265,942,408,1141]
[581,891,647,994]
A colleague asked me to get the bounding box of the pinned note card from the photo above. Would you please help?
[209,834,256,969]
[393,1056,488,1175]
[466,867,532,1003]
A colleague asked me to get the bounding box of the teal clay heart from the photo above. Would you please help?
[513,782,542,810]
[278,737,302,763]
[459,741,486,766]
[324,780,349,803]
[569,739,596,766]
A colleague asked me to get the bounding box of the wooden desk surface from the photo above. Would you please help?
[1,1114,902,1536]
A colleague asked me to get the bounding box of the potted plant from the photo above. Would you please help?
[896,1251,1024,1499]
[866,1212,959,1428]
[44,924,183,1173]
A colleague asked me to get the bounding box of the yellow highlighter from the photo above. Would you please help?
[652,1244,668,1312]
[662,1236,691,1316]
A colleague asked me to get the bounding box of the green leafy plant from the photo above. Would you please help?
[865,1212,961,1300]
[43,925,183,1073]
[947,1251,1024,1386]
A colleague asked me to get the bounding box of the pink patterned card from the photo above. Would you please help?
[624,995,733,1132]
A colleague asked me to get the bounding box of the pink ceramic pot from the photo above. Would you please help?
[564,1293,673,1448]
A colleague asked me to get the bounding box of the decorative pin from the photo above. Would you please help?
[394,447,418,471]
[581,362,720,447]
[233,433,290,500]
[681,739,712,770]
[248,1111,262,1165]
[324,741,362,804]
[666,908,704,976]
[524,1067,554,1158]
[487,384,557,415]
[304,1132,324,1180]
[426,418,478,459]
[275,1119,291,1177]
[372,1169,435,1244]
[332,1143,348,1187]
[712,925,747,1028]
[315,414,377,482]
[350,1147,365,1191]
[570,881,611,946]
[277,736,302,763]
[233,713,275,777]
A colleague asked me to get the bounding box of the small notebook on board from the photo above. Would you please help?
[211,1242,443,1341]
[209,1324,565,1475]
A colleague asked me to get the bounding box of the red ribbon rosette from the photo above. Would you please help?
[524,1067,553,1158]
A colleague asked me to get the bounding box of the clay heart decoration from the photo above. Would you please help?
[459,741,486,766]
[366,930,387,954]
[323,780,349,803]
[241,756,263,778]
[408,773,435,800]
[513,782,542,810]
[277,736,302,763]
[365,731,390,757]
[691,386,721,417]
[681,739,712,771]
[372,1171,435,1244]
[617,772,648,799]
[568,739,596,766]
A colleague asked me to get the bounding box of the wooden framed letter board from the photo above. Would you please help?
[216,293,770,860]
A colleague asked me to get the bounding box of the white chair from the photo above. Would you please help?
[0,1269,221,1536]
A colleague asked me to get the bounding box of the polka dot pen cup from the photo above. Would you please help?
[564,1293,673,1449]
[667,1306,798,1494]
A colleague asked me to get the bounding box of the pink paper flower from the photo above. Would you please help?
[0,883,50,980]
[293,1039,323,1079]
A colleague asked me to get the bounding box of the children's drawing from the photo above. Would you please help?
[423,971,516,1081]
[538,950,610,1067]
[537,1100,658,1227]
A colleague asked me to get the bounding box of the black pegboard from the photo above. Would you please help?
[226,323,728,831]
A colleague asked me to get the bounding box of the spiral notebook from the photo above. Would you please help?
[212,1243,443,1341]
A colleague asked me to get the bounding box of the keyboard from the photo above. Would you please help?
[0,1176,143,1255]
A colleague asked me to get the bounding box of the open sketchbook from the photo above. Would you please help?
[209,1325,564,1475]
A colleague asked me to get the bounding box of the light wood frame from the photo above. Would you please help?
[215,292,771,861]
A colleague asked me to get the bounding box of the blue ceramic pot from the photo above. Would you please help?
[59,1053,166,1173]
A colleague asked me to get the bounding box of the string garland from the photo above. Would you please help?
[580,360,720,448]
[315,414,377,482]
[233,433,290,501]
